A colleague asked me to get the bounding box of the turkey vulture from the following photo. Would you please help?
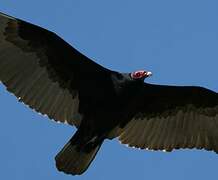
[0,12,218,175]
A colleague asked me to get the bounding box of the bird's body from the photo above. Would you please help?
[1,12,218,175]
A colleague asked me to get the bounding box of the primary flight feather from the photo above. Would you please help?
[0,12,218,175]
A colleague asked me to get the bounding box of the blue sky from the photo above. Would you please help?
[0,0,218,179]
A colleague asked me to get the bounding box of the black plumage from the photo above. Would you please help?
[1,12,218,175]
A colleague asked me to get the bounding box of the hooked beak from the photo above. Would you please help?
[144,71,152,78]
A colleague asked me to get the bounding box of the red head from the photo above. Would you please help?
[130,70,152,80]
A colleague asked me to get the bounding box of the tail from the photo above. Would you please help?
[55,136,103,175]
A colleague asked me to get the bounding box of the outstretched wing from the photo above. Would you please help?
[0,12,111,127]
[117,83,218,153]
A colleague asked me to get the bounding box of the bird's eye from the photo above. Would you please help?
[135,72,141,77]
[134,71,143,78]
[131,71,144,79]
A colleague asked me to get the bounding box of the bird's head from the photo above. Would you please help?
[130,70,152,81]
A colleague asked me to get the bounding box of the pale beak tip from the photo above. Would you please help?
[146,71,152,77]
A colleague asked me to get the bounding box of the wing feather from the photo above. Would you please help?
[116,83,218,153]
[0,12,111,127]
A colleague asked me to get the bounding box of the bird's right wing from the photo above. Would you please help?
[114,83,218,153]
[0,12,111,127]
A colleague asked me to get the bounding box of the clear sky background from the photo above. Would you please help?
[0,0,218,180]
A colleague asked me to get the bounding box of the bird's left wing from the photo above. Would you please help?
[116,83,218,153]
[0,12,111,127]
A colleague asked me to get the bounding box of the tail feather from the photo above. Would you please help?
[55,140,102,175]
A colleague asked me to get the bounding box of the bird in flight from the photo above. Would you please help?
[0,12,218,175]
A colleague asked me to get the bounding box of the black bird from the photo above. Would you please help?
[1,12,218,175]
